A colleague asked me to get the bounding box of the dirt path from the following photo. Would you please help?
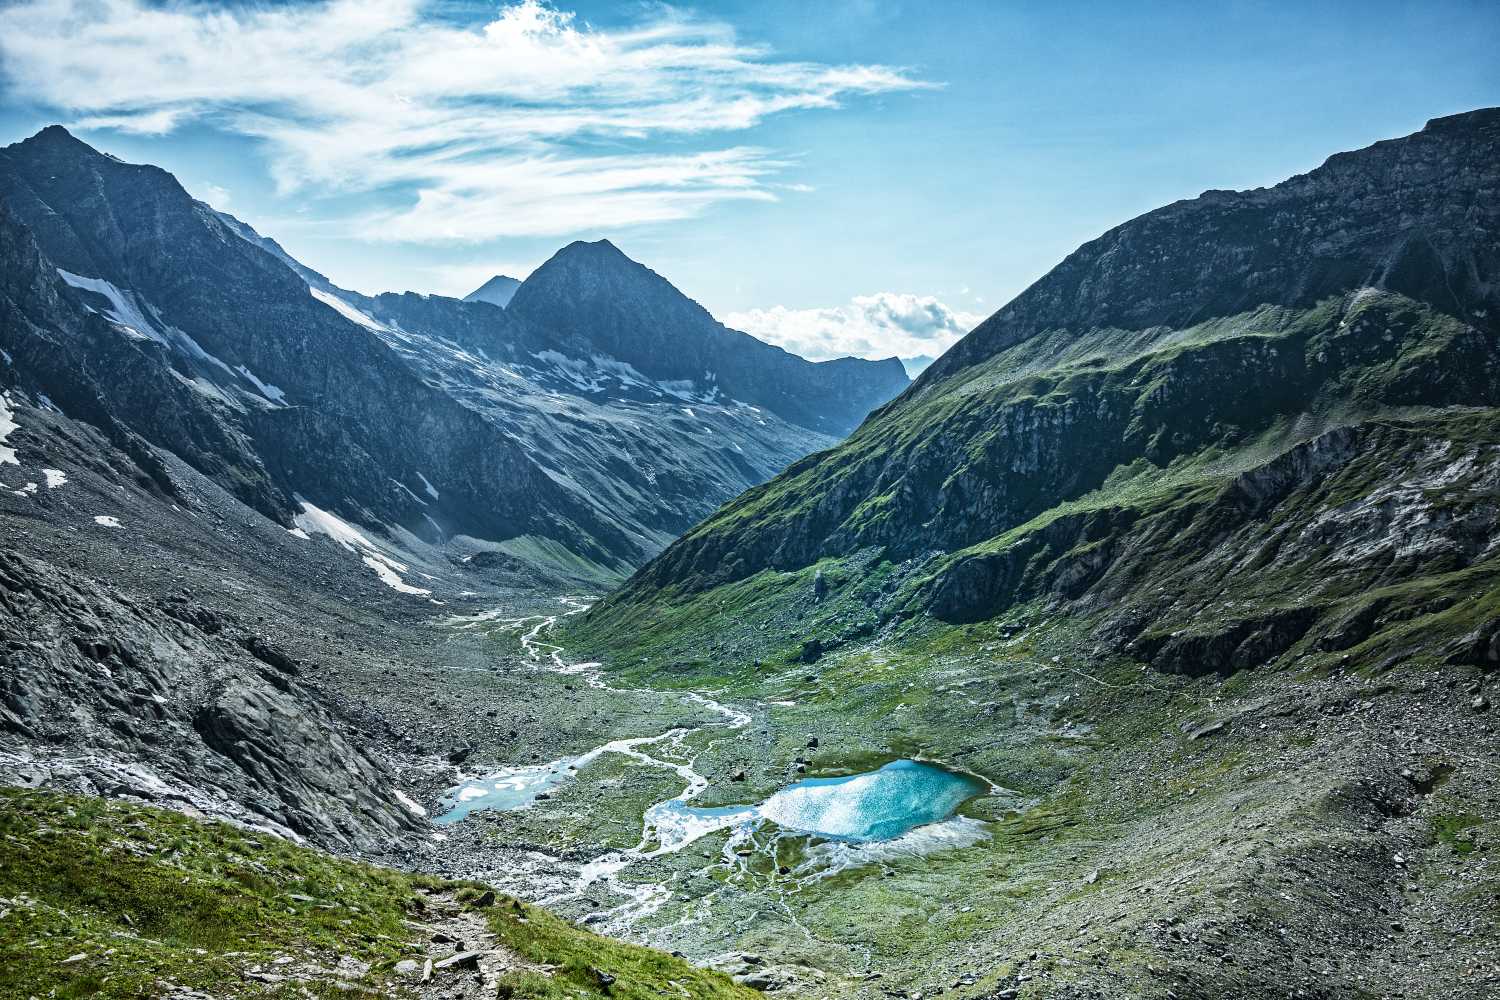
[400,889,550,998]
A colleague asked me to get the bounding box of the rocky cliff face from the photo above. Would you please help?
[592,108,1500,675]
[0,126,626,566]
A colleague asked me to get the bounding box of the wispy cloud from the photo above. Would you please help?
[0,0,930,242]
[725,292,983,365]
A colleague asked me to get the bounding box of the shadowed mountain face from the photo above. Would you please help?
[0,126,907,581]
[508,239,911,437]
[590,108,1500,674]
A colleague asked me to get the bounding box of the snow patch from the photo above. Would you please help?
[394,789,428,817]
[234,364,286,404]
[43,469,67,488]
[416,471,439,501]
[293,499,431,596]
[12,482,37,497]
[309,287,388,332]
[94,515,121,528]
[59,270,284,405]
[362,554,431,595]
[392,479,428,506]
[57,269,169,344]
[0,393,18,465]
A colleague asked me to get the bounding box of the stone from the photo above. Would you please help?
[433,950,483,971]
[737,971,780,991]
[1187,720,1225,741]
[394,959,421,976]
[1472,695,1489,712]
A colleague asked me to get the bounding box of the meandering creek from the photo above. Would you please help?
[437,598,991,936]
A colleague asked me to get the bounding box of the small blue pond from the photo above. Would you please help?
[756,759,984,841]
[434,758,581,826]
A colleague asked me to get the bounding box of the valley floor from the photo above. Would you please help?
[393,601,1500,1000]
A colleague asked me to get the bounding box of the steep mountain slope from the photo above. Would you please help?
[589,108,1500,670]
[0,126,629,575]
[508,239,911,436]
[340,288,832,559]
[465,273,521,308]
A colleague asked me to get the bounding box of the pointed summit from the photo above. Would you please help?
[9,124,94,158]
[462,274,521,308]
[508,239,908,435]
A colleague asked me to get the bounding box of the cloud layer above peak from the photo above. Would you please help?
[0,0,928,242]
[725,292,983,370]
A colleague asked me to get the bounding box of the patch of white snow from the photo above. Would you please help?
[309,287,388,332]
[293,499,431,595]
[57,270,169,344]
[394,789,428,817]
[0,393,18,465]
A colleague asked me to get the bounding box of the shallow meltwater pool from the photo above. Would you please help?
[433,758,581,825]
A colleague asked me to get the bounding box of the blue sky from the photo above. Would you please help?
[1,1,1497,366]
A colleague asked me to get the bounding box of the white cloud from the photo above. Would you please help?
[197,182,232,208]
[0,0,929,243]
[725,292,983,365]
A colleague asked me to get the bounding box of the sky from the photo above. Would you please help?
[0,1,1497,371]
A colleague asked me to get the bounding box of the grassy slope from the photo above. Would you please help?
[0,789,753,1000]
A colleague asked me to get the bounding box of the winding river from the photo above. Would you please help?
[437,598,991,934]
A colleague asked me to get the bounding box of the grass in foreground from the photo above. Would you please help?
[0,788,753,1000]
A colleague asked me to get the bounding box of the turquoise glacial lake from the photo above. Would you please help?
[649,758,987,846]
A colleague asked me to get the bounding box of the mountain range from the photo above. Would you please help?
[0,125,907,586]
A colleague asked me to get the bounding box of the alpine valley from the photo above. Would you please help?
[2,106,1500,1000]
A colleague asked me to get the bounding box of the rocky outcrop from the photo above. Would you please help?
[0,544,420,849]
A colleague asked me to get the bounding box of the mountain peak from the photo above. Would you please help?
[13,124,92,155]
[462,273,521,308]
[546,238,632,271]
